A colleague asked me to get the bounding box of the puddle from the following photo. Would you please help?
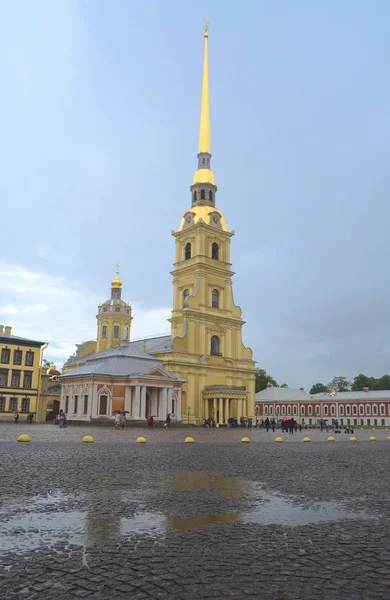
[167,513,238,531]
[170,473,249,497]
[0,510,166,556]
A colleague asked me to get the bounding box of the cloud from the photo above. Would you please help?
[0,261,171,368]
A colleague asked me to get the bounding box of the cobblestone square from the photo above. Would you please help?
[0,424,389,599]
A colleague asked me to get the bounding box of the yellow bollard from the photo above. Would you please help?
[369,436,376,441]
[17,434,30,443]
[82,435,94,443]
[136,436,147,443]
[184,437,194,443]
[327,436,335,441]
[274,437,283,442]
[387,436,390,440]
[303,437,311,442]
[350,436,357,442]
[241,437,250,443]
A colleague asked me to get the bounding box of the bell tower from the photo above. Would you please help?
[161,22,256,424]
[96,266,133,353]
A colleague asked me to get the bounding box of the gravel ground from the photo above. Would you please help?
[0,424,389,600]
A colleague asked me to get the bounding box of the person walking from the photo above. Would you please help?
[271,419,276,433]
[120,411,126,430]
[165,413,171,429]
[148,415,154,429]
[264,417,270,432]
[58,410,65,428]
[289,417,295,434]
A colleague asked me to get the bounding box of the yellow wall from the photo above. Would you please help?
[96,313,132,353]
[0,338,43,416]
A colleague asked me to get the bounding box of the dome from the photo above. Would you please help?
[111,271,122,289]
[192,168,216,186]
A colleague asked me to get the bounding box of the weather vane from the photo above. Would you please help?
[203,18,209,33]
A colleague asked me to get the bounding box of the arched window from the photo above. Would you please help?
[352,405,357,415]
[380,404,385,415]
[210,335,220,355]
[183,289,189,308]
[372,404,378,415]
[264,406,268,416]
[308,405,312,415]
[359,405,364,415]
[212,242,219,260]
[331,405,335,415]
[339,405,344,416]
[193,191,197,202]
[276,406,280,415]
[269,406,273,415]
[287,406,291,415]
[346,404,351,416]
[185,242,191,260]
[366,405,371,415]
[102,325,107,339]
[293,405,297,415]
[324,406,328,416]
[212,289,219,308]
[316,405,320,415]
[201,189,206,200]
[209,190,213,202]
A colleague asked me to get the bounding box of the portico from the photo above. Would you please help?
[202,387,248,424]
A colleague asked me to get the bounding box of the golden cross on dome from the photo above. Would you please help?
[203,17,209,33]
[115,263,120,275]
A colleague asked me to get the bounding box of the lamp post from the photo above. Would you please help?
[187,405,191,426]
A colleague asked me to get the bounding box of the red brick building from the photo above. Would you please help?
[255,383,390,427]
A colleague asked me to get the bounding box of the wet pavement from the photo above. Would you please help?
[0,424,390,599]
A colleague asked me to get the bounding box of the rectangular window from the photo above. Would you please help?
[360,419,364,425]
[11,371,21,388]
[347,418,350,425]
[309,418,312,425]
[340,418,344,425]
[0,397,5,411]
[99,395,107,415]
[25,351,34,367]
[23,372,32,388]
[374,419,377,426]
[65,396,69,413]
[21,398,30,412]
[0,369,9,386]
[381,419,385,426]
[102,326,107,339]
[354,419,357,425]
[13,350,22,365]
[9,397,18,411]
[74,395,78,414]
[113,326,119,339]
[83,395,88,414]
[367,418,371,426]
[1,348,10,364]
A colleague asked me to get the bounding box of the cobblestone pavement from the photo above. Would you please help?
[0,425,389,599]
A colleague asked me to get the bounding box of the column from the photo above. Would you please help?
[218,398,223,424]
[242,399,247,418]
[134,385,141,418]
[162,387,168,419]
[125,386,131,418]
[224,398,229,422]
[213,398,217,421]
[237,399,242,421]
[168,388,173,415]
[140,386,146,420]
[176,389,182,422]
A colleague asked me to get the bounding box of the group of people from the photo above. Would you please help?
[13,411,34,424]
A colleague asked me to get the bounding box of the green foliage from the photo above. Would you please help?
[351,373,390,391]
[309,382,327,395]
[328,376,351,392]
[256,369,277,393]
[280,383,288,388]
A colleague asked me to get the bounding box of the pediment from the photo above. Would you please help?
[206,324,226,335]
[145,366,177,380]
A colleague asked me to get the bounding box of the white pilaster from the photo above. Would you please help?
[140,385,146,420]
[176,389,182,422]
[134,385,141,418]
[125,386,131,418]
[168,388,173,415]
[218,398,223,424]
[162,387,168,418]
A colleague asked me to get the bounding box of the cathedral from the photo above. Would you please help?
[63,24,256,424]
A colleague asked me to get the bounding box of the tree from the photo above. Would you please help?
[328,376,351,392]
[42,359,51,370]
[256,369,278,393]
[351,373,370,391]
[352,373,390,391]
[309,382,327,395]
[280,383,288,388]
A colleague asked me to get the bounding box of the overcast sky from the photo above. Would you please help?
[1,0,389,389]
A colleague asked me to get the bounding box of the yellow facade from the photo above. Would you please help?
[96,268,132,353]
[0,326,46,419]
[36,363,61,422]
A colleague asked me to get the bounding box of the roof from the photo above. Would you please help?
[129,335,173,354]
[0,333,46,346]
[313,390,390,401]
[256,386,310,402]
[61,340,182,381]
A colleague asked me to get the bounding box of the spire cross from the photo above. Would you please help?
[115,263,120,275]
[203,17,209,33]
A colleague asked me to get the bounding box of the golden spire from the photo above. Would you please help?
[111,263,123,289]
[191,19,216,188]
[198,18,210,154]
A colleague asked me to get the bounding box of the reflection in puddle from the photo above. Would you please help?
[0,476,376,557]
[168,513,238,531]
